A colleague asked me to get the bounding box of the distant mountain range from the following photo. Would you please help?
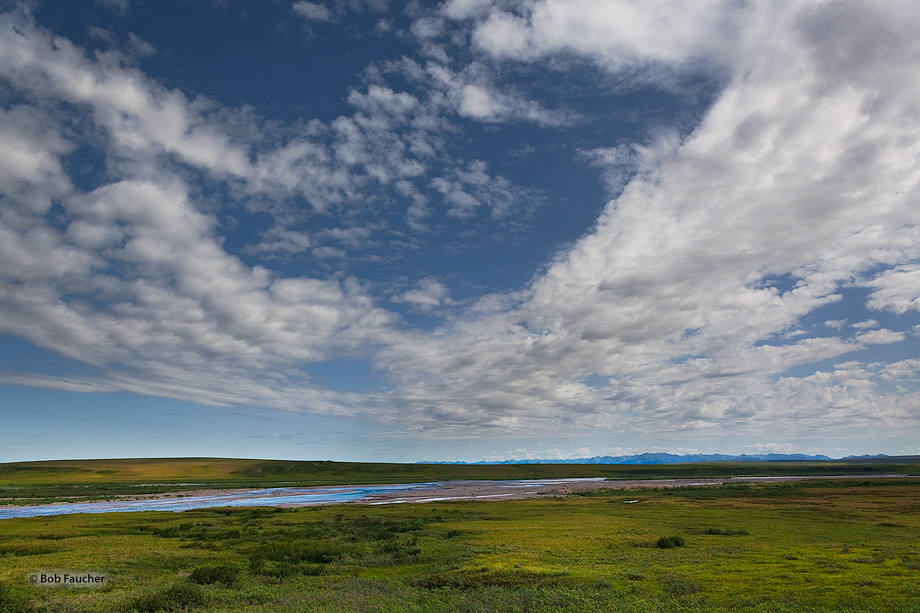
[426,453,890,465]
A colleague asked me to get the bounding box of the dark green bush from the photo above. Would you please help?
[0,543,59,556]
[249,540,340,565]
[704,527,748,536]
[132,581,204,613]
[189,564,238,585]
[248,540,342,577]
[256,561,325,579]
[655,535,685,549]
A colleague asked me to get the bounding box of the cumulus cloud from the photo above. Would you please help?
[391,30,576,128]
[0,106,73,214]
[292,2,333,22]
[441,0,493,21]
[292,0,388,24]
[867,266,920,313]
[429,159,532,219]
[467,0,739,85]
[856,329,905,345]
[577,145,643,194]
[395,278,455,310]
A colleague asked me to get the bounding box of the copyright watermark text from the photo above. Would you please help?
[28,571,110,588]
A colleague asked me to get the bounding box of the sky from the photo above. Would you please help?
[1,0,919,463]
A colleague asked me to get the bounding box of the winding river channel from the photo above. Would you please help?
[2,474,909,519]
[0,478,605,519]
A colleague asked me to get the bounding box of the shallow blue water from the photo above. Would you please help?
[0,483,434,519]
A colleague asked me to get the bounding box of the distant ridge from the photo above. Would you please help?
[426,453,891,465]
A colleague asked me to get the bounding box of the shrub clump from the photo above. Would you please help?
[248,540,341,578]
[189,564,238,586]
[132,581,204,613]
[705,527,749,536]
[0,543,59,556]
[656,535,685,549]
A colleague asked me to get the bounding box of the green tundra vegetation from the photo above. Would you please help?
[1,461,919,612]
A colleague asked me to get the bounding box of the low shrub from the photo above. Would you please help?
[256,561,325,579]
[189,564,238,585]
[656,535,685,549]
[132,581,204,613]
[249,540,340,565]
[0,543,59,556]
[704,527,749,536]
[623,570,645,581]
[248,540,342,576]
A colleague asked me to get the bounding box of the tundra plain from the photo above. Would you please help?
[1,458,919,612]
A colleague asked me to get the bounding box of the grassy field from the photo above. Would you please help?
[1,466,919,612]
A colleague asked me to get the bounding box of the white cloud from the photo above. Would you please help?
[400,49,575,127]
[457,84,499,119]
[0,14,250,178]
[441,0,493,21]
[0,106,73,214]
[879,359,920,382]
[469,0,738,82]
[856,329,905,345]
[428,159,537,220]
[292,0,389,26]
[867,265,920,313]
[245,227,313,255]
[577,145,643,194]
[395,278,455,310]
[292,2,334,22]
[410,16,444,39]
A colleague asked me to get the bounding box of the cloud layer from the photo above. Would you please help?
[379,0,920,442]
[1,0,919,457]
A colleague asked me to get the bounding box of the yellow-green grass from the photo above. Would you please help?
[2,478,919,612]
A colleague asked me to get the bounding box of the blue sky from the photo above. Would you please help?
[1,0,920,463]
